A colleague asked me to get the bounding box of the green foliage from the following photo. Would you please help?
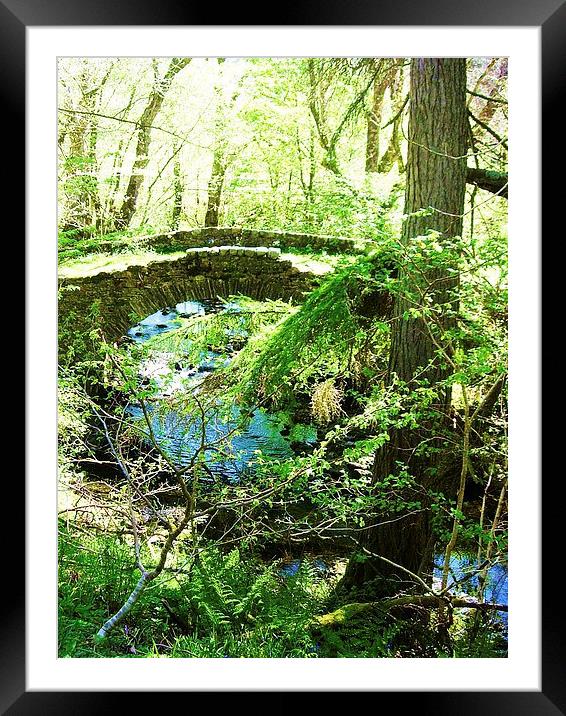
[449,614,507,658]
[313,594,506,658]
[58,225,158,262]
[232,252,392,409]
[58,372,95,479]
[315,614,404,658]
[59,525,140,657]
[57,295,105,372]
[180,547,322,656]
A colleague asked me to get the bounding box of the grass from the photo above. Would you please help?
[280,252,352,275]
[58,250,186,279]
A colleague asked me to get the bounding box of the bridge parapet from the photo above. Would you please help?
[64,226,374,259]
[184,245,282,258]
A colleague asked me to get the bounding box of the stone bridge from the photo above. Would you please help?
[59,245,325,343]
[60,225,372,261]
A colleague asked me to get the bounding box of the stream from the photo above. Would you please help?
[126,297,315,482]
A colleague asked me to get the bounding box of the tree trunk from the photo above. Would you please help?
[203,57,242,228]
[60,63,102,235]
[377,60,406,174]
[365,73,389,172]
[478,58,507,125]
[171,150,184,230]
[204,147,227,227]
[343,58,468,591]
[61,107,91,233]
[117,58,190,229]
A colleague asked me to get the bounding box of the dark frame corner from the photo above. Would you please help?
[12,0,560,711]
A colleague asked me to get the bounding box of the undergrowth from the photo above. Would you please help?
[59,525,325,658]
[59,523,505,659]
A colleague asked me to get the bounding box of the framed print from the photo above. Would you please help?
[10,0,558,711]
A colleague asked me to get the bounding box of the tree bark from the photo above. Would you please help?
[204,146,227,227]
[314,596,507,627]
[171,148,184,229]
[343,58,469,591]
[477,58,507,125]
[365,71,390,172]
[377,61,406,174]
[60,61,113,235]
[203,58,242,228]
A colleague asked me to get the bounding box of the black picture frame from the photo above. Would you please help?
[11,0,557,711]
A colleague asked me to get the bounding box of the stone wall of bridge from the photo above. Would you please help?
[59,246,319,343]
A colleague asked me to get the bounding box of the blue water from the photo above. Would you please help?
[128,299,222,343]
[434,554,508,630]
[126,298,315,481]
[279,558,329,578]
[128,402,293,481]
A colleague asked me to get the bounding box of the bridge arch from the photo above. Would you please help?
[59,246,320,343]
